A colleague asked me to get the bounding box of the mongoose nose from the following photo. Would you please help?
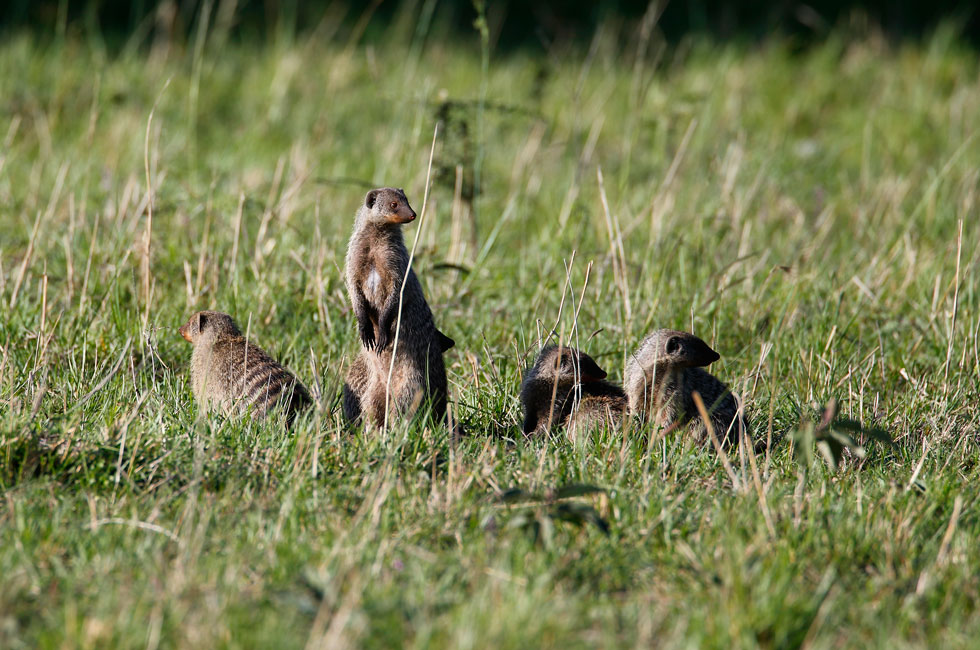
[390,210,416,224]
[179,325,192,342]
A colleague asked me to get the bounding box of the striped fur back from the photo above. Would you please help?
[195,337,311,422]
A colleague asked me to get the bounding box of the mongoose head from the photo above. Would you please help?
[521,345,613,434]
[363,187,416,225]
[632,329,720,371]
[179,311,242,344]
[527,345,608,384]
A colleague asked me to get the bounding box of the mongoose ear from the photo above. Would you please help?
[197,312,208,332]
[577,353,608,381]
[365,190,379,209]
[669,334,720,367]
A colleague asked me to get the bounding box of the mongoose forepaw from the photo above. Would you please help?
[359,323,376,350]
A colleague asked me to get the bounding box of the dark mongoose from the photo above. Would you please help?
[520,345,627,435]
[342,187,454,426]
[179,310,311,424]
[624,329,748,447]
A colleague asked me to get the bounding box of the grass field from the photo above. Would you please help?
[1,11,979,648]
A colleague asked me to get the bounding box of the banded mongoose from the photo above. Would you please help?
[179,310,312,424]
[520,345,627,435]
[624,329,748,447]
[342,187,454,426]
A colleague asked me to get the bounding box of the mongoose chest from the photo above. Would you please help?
[363,264,390,305]
[356,246,400,306]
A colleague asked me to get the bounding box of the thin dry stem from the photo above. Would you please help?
[596,166,632,323]
[142,77,172,327]
[693,391,742,492]
[384,123,440,432]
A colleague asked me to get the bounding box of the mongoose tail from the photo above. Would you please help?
[435,329,455,352]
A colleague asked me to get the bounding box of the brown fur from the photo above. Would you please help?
[566,394,629,438]
[342,188,454,427]
[179,310,311,424]
[624,329,748,447]
[520,345,626,435]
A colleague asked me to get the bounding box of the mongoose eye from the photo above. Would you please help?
[390,201,398,209]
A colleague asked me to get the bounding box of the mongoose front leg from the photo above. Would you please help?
[351,287,377,350]
[522,407,539,435]
[374,269,405,352]
[375,297,399,352]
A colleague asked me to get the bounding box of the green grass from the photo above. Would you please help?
[2,14,980,648]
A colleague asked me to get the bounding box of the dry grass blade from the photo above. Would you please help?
[141,77,172,327]
[9,211,43,309]
[596,166,632,323]
[693,391,742,492]
[943,218,963,390]
[88,518,181,545]
[384,122,440,431]
[743,411,776,536]
[936,495,963,567]
[76,339,132,407]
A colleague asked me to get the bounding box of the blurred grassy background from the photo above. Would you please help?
[1,2,979,648]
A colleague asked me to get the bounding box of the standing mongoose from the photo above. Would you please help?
[624,329,748,447]
[520,345,627,435]
[179,310,312,424]
[342,187,454,427]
